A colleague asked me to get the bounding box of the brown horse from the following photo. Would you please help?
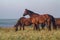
[23,9,57,30]
[14,17,32,31]
[55,18,60,29]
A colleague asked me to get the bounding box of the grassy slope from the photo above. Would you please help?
[0,27,60,40]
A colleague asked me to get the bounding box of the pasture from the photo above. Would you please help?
[0,26,60,40]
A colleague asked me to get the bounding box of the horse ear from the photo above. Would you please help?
[25,9,28,10]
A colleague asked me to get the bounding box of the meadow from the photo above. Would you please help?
[0,26,60,40]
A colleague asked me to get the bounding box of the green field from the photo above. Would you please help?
[0,27,60,40]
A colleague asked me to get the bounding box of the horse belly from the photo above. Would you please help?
[39,17,45,24]
[25,22,31,26]
[32,17,39,24]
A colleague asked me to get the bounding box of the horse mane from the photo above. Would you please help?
[26,9,39,15]
[27,9,34,13]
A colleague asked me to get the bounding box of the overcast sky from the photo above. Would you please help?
[0,0,60,19]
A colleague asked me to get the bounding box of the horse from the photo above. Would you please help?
[23,9,57,30]
[23,9,46,30]
[55,18,60,29]
[14,17,32,31]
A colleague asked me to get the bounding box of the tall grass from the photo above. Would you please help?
[0,27,60,40]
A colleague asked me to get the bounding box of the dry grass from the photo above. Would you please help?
[0,26,60,40]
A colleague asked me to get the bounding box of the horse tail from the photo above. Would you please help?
[50,15,57,30]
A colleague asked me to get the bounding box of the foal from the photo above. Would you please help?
[14,17,32,31]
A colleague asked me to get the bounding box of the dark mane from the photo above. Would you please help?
[27,9,34,13]
[27,9,39,15]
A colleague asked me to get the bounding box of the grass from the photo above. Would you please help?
[0,26,60,40]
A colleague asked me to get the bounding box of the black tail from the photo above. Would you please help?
[50,15,57,30]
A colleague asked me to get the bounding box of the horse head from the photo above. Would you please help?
[23,9,34,16]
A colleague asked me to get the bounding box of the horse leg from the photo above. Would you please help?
[33,23,39,30]
[33,24,36,30]
[35,24,37,30]
[34,24,39,30]
[20,25,21,30]
[22,24,25,30]
[14,23,19,31]
[53,24,57,30]
[41,23,45,29]
[36,24,40,31]
[52,21,57,30]
[48,24,51,31]
[23,26,24,30]
[15,26,18,31]
[47,19,51,31]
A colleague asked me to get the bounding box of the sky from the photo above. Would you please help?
[0,0,60,19]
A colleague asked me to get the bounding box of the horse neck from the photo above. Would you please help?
[29,13,39,17]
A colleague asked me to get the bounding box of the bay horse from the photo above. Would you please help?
[14,17,32,31]
[55,18,60,29]
[23,9,57,30]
